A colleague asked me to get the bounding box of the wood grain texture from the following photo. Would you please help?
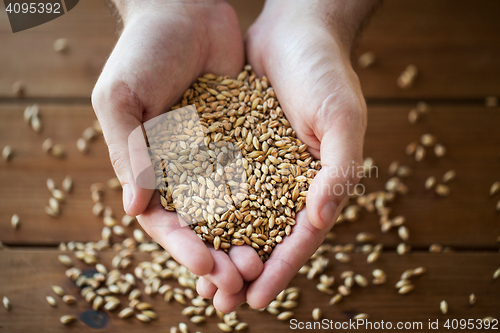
[0,250,498,332]
[1,104,499,248]
[1,0,499,99]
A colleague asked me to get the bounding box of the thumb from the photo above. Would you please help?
[92,81,154,217]
[306,103,366,230]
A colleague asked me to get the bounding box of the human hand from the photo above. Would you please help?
[92,0,264,304]
[197,0,376,310]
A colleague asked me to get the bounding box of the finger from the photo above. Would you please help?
[137,193,213,276]
[246,209,328,309]
[228,245,264,282]
[92,75,154,217]
[306,95,366,229]
[203,248,244,295]
[213,283,249,314]
[196,276,217,299]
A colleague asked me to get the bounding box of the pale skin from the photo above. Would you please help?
[92,0,378,312]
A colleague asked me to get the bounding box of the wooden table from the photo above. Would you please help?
[1,1,499,332]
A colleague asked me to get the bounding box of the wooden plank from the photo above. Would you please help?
[354,0,500,99]
[0,0,117,98]
[1,0,500,99]
[1,103,500,248]
[0,250,498,332]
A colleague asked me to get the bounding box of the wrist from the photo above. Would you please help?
[262,0,380,53]
[111,0,224,25]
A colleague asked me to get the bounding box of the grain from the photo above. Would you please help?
[408,108,419,124]
[107,177,121,190]
[3,296,11,310]
[118,307,134,319]
[60,315,77,325]
[354,313,369,320]
[356,232,375,243]
[2,145,13,161]
[490,181,500,196]
[51,144,66,158]
[31,114,42,133]
[83,127,98,141]
[11,214,20,230]
[442,170,456,183]
[397,64,418,89]
[405,141,418,156]
[190,315,205,324]
[277,311,294,321]
[329,294,342,305]
[358,51,376,68]
[425,176,437,190]
[415,145,426,162]
[398,285,414,294]
[493,268,500,279]
[53,38,68,53]
[469,293,476,305]
[12,80,25,97]
[416,102,430,113]
[77,138,88,153]
[45,296,57,307]
[217,323,233,332]
[440,300,448,314]
[136,313,152,323]
[435,184,450,197]
[42,138,54,153]
[312,308,322,320]
[62,176,73,193]
[62,295,77,305]
[142,310,158,320]
[398,226,409,241]
[52,285,65,297]
[421,134,437,147]
[58,255,73,267]
[122,215,135,227]
[149,67,320,261]
[235,322,248,331]
[434,143,446,157]
[178,322,189,333]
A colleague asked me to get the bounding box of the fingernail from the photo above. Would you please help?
[320,201,337,229]
[123,184,133,212]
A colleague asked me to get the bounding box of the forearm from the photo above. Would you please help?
[110,0,223,24]
[263,0,381,52]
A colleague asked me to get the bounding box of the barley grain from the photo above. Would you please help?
[358,52,376,68]
[469,293,476,305]
[490,182,500,196]
[442,170,456,183]
[46,296,57,307]
[354,313,369,320]
[435,184,450,197]
[493,268,500,279]
[118,307,134,319]
[60,315,77,325]
[434,143,446,157]
[398,285,414,294]
[2,146,13,161]
[3,296,11,310]
[54,38,68,52]
[312,308,322,320]
[11,214,20,229]
[440,300,448,314]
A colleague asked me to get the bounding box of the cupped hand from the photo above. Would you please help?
[205,0,368,309]
[92,0,264,305]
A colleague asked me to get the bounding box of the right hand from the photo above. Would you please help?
[92,0,263,311]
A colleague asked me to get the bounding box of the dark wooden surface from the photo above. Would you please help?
[1,104,499,249]
[0,251,499,333]
[1,0,500,332]
[1,0,500,99]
